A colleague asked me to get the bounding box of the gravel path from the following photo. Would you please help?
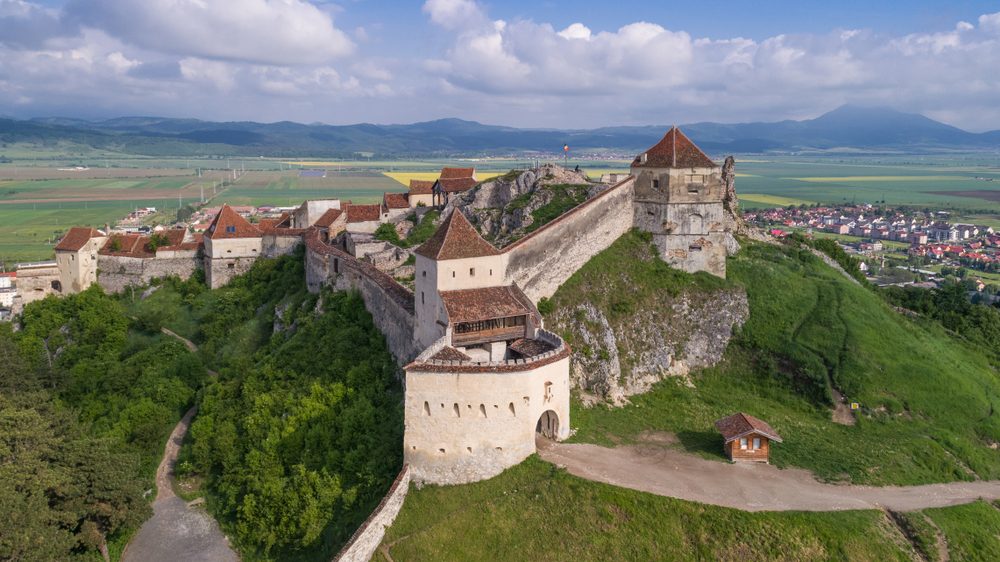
[122,332,238,562]
[537,437,1000,512]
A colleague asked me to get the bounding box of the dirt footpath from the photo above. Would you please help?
[122,406,238,562]
[537,438,1000,512]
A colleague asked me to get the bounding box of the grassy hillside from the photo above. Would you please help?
[379,457,914,562]
[551,234,1000,485]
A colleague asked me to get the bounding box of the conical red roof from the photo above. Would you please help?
[414,210,500,261]
[632,127,716,169]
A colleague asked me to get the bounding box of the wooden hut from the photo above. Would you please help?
[714,412,783,463]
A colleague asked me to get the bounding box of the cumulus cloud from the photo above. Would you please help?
[418,3,1000,129]
[65,0,354,66]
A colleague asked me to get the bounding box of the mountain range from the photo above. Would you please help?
[2,105,998,158]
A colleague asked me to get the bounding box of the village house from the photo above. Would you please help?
[432,167,478,207]
[382,192,410,221]
[344,203,383,234]
[714,412,783,463]
[407,180,435,208]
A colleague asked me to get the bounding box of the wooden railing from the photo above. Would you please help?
[451,325,526,347]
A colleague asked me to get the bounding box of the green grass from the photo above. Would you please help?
[402,210,440,248]
[525,183,590,234]
[923,501,1000,561]
[379,456,911,562]
[553,236,1000,485]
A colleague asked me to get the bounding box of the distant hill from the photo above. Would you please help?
[5,105,999,158]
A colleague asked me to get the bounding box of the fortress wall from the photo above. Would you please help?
[262,233,304,258]
[205,256,256,289]
[305,231,418,364]
[97,254,200,293]
[503,177,635,301]
[403,356,570,485]
[332,465,410,562]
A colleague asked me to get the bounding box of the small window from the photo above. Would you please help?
[422,270,426,277]
[753,437,761,450]
[652,179,660,189]
[423,401,431,416]
[333,259,339,273]
[453,403,460,417]
[227,263,235,269]
[509,402,516,416]
[479,404,487,418]
[470,267,475,277]
[739,437,748,450]
[421,292,425,305]
[687,185,699,194]
[688,245,702,252]
[489,269,493,276]
[226,225,236,233]
[452,271,455,278]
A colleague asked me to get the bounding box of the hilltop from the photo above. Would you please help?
[4,105,1000,158]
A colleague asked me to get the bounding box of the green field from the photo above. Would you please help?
[380,456,981,562]
[211,171,400,206]
[736,158,1000,211]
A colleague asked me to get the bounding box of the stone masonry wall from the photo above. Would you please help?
[97,254,200,293]
[333,465,410,562]
[305,230,419,364]
[504,177,635,301]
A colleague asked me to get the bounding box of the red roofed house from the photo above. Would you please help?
[203,204,262,288]
[631,126,728,278]
[408,180,435,208]
[715,412,783,463]
[314,208,347,243]
[54,226,107,293]
[290,199,342,229]
[432,167,478,207]
[344,203,383,234]
[382,192,410,221]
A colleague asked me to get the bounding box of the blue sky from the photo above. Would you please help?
[3,0,1000,130]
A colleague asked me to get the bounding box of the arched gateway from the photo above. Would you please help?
[536,410,559,439]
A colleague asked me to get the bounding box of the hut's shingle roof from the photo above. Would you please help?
[440,167,475,179]
[714,413,783,443]
[383,192,409,209]
[345,204,381,223]
[408,180,434,195]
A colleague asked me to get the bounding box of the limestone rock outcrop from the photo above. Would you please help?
[547,286,749,406]
[445,164,592,247]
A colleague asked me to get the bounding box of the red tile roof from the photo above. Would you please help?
[440,167,475,179]
[414,210,500,260]
[439,285,533,324]
[436,177,478,193]
[314,208,344,228]
[54,227,103,252]
[409,180,434,195]
[509,337,556,357]
[383,192,409,209]
[714,413,783,443]
[430,346,472,362]
[632,127,716,169]
[345,203,382,223]
[99,234,153,258]
[206,204,261,239]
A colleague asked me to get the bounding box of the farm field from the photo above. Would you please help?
[211,171,400,206]
[736,158,1000,211]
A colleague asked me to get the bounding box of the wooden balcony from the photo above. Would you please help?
[451,325,527,347]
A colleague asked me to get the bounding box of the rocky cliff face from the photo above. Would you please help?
[445,164,597,247]
[548,287,748,405]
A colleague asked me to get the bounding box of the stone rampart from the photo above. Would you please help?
[305,230,418,364]
[503,176,635,301]
[332,465,410,562]
[97,254,200,293]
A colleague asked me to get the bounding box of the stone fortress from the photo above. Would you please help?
[48,128,739,485]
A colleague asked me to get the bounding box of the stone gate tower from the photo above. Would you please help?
[631,127,728,277]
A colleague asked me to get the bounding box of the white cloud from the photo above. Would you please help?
[979,12,1000,33]
[66,0,354,66]
[422,0,485,30]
